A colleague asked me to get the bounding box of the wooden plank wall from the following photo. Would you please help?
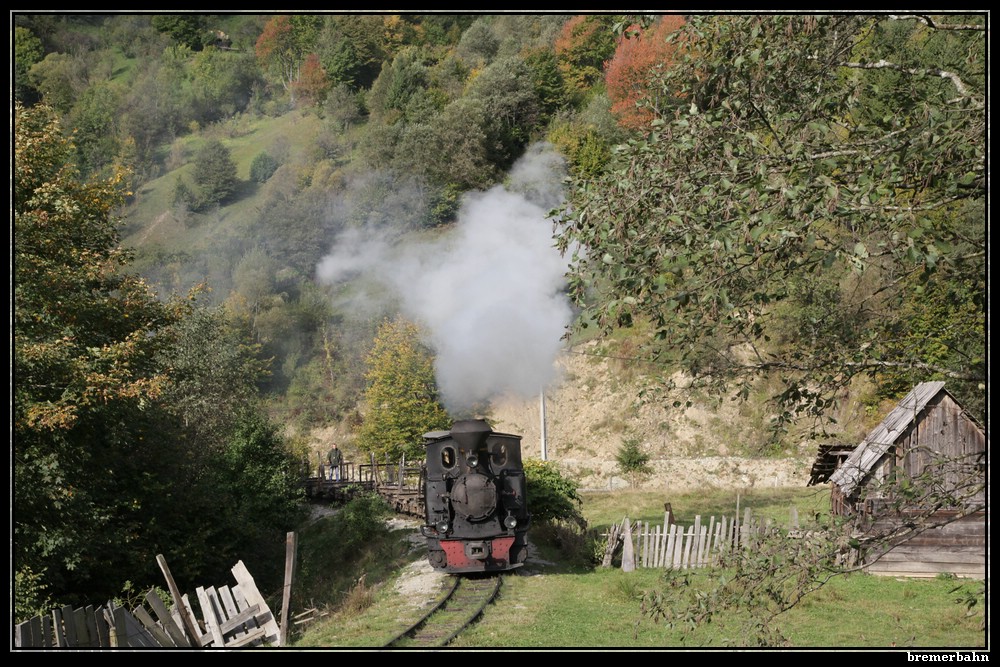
[864,511,986,578]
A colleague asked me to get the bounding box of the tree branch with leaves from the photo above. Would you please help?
[556,14,986,436]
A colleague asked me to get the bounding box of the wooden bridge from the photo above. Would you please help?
[305,453,425,518]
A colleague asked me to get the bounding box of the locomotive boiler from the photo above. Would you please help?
[420,419,531,574]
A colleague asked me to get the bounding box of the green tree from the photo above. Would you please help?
[255,14,321,105]
[157,305,271,452]
[355,318,451,461]
[394,97,497,189]
[118,59,186,172]
[465,56,544,173]
[188,47,262,123]
[556,14,986,434]
[554,15,621,93]
[211,409,307,591]
[455,18,500,67]
[192,138,239,209]
[249,151,280,184]
[14,26,44,104]
[524,48,568,120]
[151,14,206,51]
[318,14,387,90]
[366,46,430,123]
[14,103,182,606]
[66,80,123,177]
[28,51,87,114]
[615,437,652,488]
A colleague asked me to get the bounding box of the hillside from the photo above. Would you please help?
[306,336,873,494]
[486,341,818,492]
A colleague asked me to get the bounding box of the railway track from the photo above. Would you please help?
[382,574,503,648]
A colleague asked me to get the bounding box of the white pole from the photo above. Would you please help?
[540,390,547,461]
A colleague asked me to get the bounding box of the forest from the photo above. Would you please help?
[12,12,986,622]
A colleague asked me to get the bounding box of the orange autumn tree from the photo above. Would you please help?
[605,15,686,130]
[292,53,330,108]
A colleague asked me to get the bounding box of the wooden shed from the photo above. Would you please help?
[827,381,987,578]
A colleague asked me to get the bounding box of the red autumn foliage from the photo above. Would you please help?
[293,53,329,107]
[254,15,293,65]
[605,15,686,130]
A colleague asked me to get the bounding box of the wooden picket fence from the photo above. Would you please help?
[14,557,280,649]
[604,506,800,571]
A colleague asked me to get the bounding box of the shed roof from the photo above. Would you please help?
[828,381,947,496]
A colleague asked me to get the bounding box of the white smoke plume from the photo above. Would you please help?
[316,143,574,413]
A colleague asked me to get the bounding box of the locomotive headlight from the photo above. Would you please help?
[436,520,450,534]
[504,515,518,529]
[466,454,479,468]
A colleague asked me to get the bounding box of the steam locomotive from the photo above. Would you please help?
[420,419,531,574]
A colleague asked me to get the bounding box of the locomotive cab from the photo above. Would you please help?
[421,419,531,573]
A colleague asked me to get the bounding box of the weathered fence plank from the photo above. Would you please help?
[145,588,190,647]
[621,518,635,572]
[133,604,176,648]
[232,560,281,646]
[196,586,227,647]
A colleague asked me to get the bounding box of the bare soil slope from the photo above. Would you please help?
[485,341,816,492]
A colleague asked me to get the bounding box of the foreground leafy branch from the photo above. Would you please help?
[640,449,985,646]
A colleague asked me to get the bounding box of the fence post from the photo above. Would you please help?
[621,518,635,572]
[279,531,297,647]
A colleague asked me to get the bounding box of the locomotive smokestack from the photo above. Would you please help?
[450,419,493,450]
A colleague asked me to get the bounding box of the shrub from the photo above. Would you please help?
[523,458,585,528]
[249,151,280,183]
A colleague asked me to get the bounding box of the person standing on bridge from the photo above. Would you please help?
[327,444,343,481]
